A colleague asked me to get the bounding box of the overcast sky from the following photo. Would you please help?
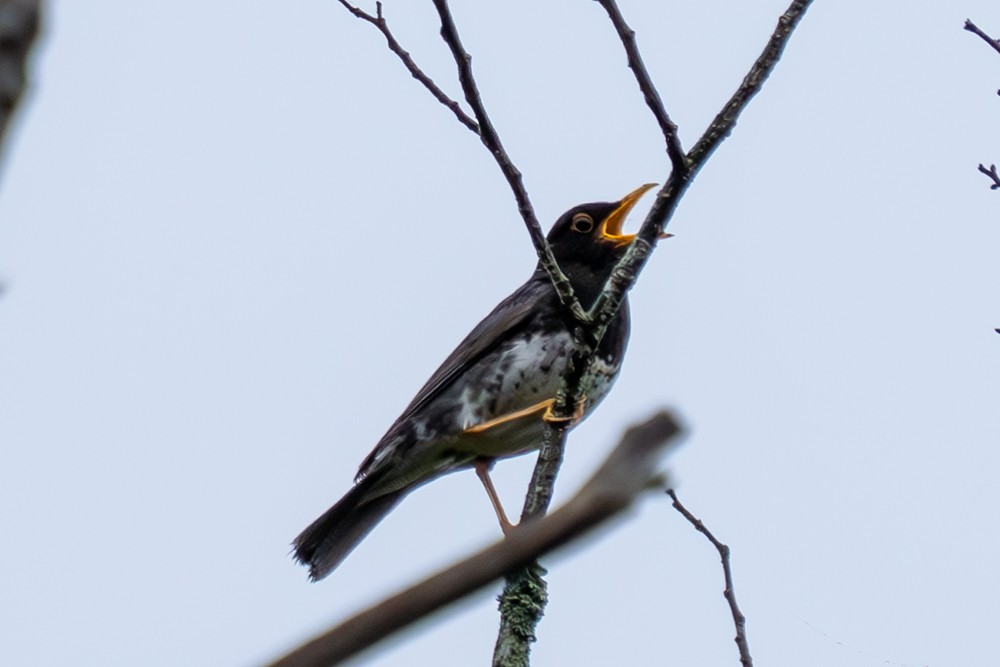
[2,1,999,666]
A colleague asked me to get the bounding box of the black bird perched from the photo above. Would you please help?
[293,183,657,581]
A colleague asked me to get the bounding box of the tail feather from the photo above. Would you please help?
[292,477,406,581]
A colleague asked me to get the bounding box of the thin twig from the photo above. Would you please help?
[978,163,1000,190]
[965,21,1000,191]
[429,0,588,323]
[965,19,1000,57]
[336,1,479,134]
[595,0,687,174]
[264,412,683,667]
[668,489,752,667]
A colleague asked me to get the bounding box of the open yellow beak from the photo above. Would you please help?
[601,183,658,243]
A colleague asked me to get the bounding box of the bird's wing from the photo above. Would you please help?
[401,275,549,419]
[355,274,551,478]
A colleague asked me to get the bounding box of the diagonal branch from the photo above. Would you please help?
[595,0,687,174]
[668,489,753,667]
[965,19,1000,57]
[687,0,813,169]
[264,411,683,667]
[0,0,41,167]
[430,0,588,323]
[335,1,588,322]
[337,1,479,134]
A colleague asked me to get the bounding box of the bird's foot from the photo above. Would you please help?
[542,396,586,425]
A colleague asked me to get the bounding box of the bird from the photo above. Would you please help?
[292,183,657,581]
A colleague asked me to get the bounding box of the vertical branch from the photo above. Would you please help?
[965,20,1000,191]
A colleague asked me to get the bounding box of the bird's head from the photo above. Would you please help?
[546,183,659,304]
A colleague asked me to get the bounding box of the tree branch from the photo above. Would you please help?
[978,163,1000,190]
[429,0,588,323]
[264,411,683,667]
[965,18,1000,57]
[335,1,588,319]
[493,2,814,661]
[668,489,753,667]
[595,0,687,174]
[0,0,41,162]
[336,1,479,134]
[965,21,1000,191]
[587,0,815,346]
[332,2,814,663]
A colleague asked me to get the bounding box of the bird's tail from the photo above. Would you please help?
[292,476,406,581]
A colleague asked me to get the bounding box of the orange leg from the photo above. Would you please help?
[474,460,514,535]
[541,395,587,424]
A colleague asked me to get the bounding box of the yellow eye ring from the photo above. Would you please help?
[571,213,594,233]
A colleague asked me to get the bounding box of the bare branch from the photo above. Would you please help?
[587,0,815,339]
[689,0,813,168]
[978,163,1000,190]
[264,411,684,667]
[668,489,753,667]
[335,1,479,134]
[965,19,1000,57]
[595,0,687,174]
[0,0,41,162]
[429,0,589,324]
[331,3,813,663]
[492,1,815,659]
[966,21,1000,191]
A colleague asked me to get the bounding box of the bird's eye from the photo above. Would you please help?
[571,213,594,233]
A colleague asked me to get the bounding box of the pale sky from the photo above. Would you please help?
[2,1,999,666]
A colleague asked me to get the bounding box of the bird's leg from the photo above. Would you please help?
[463,399,553,434]
[474,460,514,535]
[542,395,587,425]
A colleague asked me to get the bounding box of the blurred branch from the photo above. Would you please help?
[668,490,753,667]
[0,0,40,161]
[264,411,684,667]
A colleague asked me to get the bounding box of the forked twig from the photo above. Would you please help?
[978,163,1000,190]
[336,1,587,323]
[336,1,479,133]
